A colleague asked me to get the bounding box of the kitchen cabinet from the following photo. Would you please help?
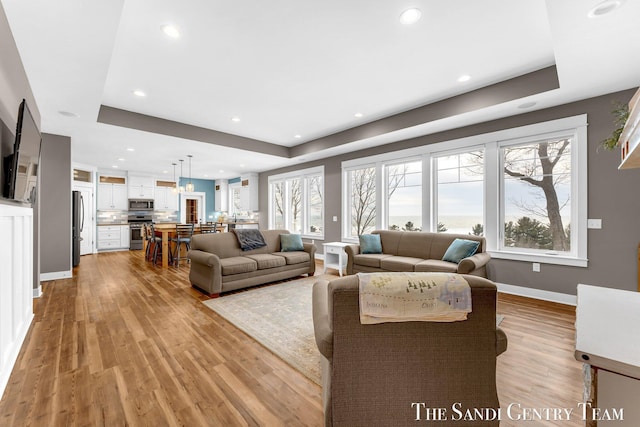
[215,179,228,211]
[155,180,178,211]
[97,225,129,250]
[97,176,127,210]
[239,173,259,211]
[128,175,155,199]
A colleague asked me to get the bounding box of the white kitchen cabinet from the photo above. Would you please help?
[239,173,259,211]
[97,225,129,250]
[215,179,228,211]
[97,176,127,210]
[154,181,178,211]
[128,175,155,199]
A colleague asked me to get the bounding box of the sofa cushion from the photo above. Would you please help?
[359,234,382,254]
[353,253,394,268]
[379,256,424,271]
[280,233,304,252]
[442,238,480,263]
[272,251,311,265]
[245,254,287,270]
[415,259,458,273]
[220,257,258,275]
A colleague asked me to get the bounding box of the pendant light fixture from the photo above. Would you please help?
[171,162,178,194]
[178,159,185,193]
[186,154,195,192]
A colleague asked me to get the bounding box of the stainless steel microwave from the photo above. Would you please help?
[128,199,154,210]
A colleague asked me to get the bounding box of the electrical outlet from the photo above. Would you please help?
[532,262,541,272]
[587,219,602,229]
[333,216,338,222]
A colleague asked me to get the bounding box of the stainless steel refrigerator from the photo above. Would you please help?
[72,190,84,267]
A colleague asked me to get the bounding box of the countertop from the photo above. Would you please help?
[97,223,129,226]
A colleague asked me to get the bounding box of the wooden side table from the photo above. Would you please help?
[322,242,350,277]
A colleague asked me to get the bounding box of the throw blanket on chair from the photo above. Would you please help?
[232,229,267,251]
[358,272,472,324]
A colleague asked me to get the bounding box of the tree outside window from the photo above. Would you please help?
[307,175,323,235]
[502,138,571,252]
[272,181,285,229]
[348,166,376,237]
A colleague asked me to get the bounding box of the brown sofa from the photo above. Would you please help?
[188,229,316,297]
[346,230,490,277]
[312,274,507,427]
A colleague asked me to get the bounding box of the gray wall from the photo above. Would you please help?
[39,133,71,275]
[259,88,640,295]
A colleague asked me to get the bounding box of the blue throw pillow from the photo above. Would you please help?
[280,234,304,252]
[442,238,480,264]
[359,234,382,254]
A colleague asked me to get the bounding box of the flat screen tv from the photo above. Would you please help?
[2,99,42,204]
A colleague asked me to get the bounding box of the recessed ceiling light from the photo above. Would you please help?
[126,148,135,152]
[239,164,245,168]
[354,112,364,118]
[399,8,422,25]
[118,158,125,161]
[161,24,180,38]
[58,110,79,118]
[203,174,208,178]
[163,170,168,174]
[133,90,146,97]
[232,116,241,122]
[518,101,537,109]
[112,165,119,168]
[294,134,302,139]
[219,169,225,173]
[588,0,625,17]
[457,74,471,83]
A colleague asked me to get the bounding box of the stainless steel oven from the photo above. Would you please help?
[128,213,152,250]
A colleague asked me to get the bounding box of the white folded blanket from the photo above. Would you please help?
[358,272,472,325]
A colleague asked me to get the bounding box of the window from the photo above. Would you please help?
[386,160,422,232]
[501,136,572,254]
[229,183,242,215]
[341,115,587,267]
[345,165,376,239]
[268,166,324,238]
[433,149,484,235]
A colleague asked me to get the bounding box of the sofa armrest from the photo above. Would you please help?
[457,252,491,274]
[344,244,360,275]
[496,327,508,356]
[312,280,333,360]
[188,249,219,267]
[303,242,317,275]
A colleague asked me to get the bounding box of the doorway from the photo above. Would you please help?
[180,192,206,224]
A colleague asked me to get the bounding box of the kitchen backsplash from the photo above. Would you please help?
[153,211,178,223]
[96,210,128,224]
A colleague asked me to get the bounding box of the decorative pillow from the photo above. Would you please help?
[359,234,383,254]
[280,233,304,252]
[442,238,480,264]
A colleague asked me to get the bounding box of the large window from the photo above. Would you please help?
[501,136,572,254]
[387,160,422,232]
[433,149,484,235]
[268,166,324,238]
[342,115,587,267]
[346,166,377,239]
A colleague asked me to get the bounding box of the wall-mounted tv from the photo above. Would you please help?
[2,99,42,204]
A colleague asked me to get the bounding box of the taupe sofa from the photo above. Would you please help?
[312,274,507,427]
[346,230,490,277]
[188,229,316,297]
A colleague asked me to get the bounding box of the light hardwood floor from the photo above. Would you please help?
[0,251,584,426]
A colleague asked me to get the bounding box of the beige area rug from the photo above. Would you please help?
[202,277,505,386]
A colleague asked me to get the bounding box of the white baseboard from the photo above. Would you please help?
[496,282,576,306]
[40,270,72,282]
[33,285,42,298]
[0,312,33,400]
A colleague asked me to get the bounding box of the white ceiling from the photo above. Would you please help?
[2,0,640,180]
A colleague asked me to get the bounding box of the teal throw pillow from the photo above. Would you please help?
[359,234,382,254]
[442,238,480,264]
[280,233,304,252]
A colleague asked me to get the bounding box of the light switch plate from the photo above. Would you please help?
[332,216,338,222]
[587,219,602,229]
[532,263,541,272]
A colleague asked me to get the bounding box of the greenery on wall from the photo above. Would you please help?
[600,102,629,150]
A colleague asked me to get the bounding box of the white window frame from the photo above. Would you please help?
[341,114,588,267]
[268,166,325,239]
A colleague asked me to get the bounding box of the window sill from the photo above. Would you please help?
[301,235,324,241]
[488,250,588,268]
